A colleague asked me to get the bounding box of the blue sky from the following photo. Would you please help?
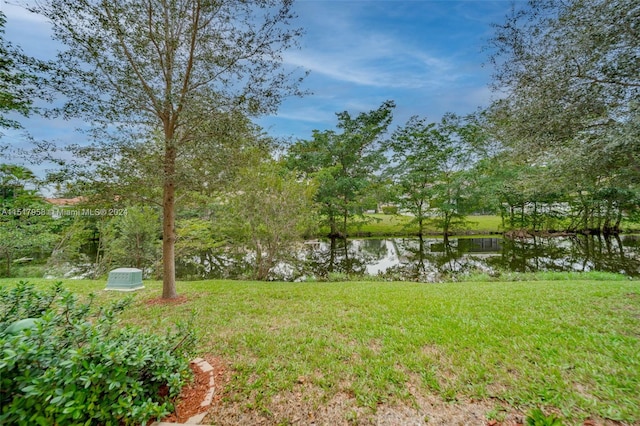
[261,0,511,140]
[1,0,512,164]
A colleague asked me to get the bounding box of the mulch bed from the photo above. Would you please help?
[160,355,227,423]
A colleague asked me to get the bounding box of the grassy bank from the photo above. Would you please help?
[335,214,640,237]
[322,213,504,237]
[2,275,639,425]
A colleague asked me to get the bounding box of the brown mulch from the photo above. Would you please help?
[160,355,227,423]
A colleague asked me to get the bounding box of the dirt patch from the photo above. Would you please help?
[201,366,526,426]
[144,295,189,306]
[198,359,632,426]
[203,383,526,425]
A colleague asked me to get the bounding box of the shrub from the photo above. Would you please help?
[0,281,195,425]
[326,272,350,282]
[381,205,398,215]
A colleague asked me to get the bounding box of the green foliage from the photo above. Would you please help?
[221,160,318,280]
[0,223,57,278]
[46,206,160,280]
[286,101,395,237]
[0,12,36,130]
[486,0,640,234]
[0,165,59,277]
[32,0,305,298]
[380,206,398,215]
[326,272,350,282]
[101,206,161,274]
[174,217,227,279]
[526,408,564,426]
[45,216,97,278]
[0,281,195,425]
[489,0,638,159]
[9,264,47,279]
[386,114,484,236]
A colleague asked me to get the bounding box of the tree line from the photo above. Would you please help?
[1,0,638,294]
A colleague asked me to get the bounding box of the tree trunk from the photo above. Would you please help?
[328,237,336,273]
[343,209,348,238]
[417,236,425,272]
[443,212,450,244]
[416,202,424,237]
[162,144,178,299]
[327,204,339,238]
[343,237,351,274]
[614,208,622,233]
[342,194,349,238]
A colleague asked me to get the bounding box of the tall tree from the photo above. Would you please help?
[286,101,394,237]
[30,0,305,298]
[488,0,640,180]
[221,159,317,280]
[385,116,437,236]
[387,114,481,237]
[486,0,640,234]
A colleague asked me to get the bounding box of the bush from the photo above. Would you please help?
[381,205,398,215]
[0,281,195,425]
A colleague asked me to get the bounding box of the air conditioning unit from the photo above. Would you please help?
[105,268,144,291]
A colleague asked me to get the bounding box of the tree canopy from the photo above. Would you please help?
[286,101,395,237]
[486,0,640,234]
[488,0,639,177]
[31,0,306,298]
[386,114,483,237]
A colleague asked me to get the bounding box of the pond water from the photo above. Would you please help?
[177,234,640,280]
[301,235,640,280]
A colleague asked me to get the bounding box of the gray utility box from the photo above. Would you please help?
[105,268,144,291]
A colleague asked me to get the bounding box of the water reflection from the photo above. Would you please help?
[174,235,640,280]
[490,234,640,275]
[304,238,387,276]
[303,235,640,280]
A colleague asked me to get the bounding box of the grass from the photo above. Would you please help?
[322,213,504,237]
[2,275,639,424]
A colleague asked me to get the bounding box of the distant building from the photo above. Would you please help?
[45,197,86,218]
[45,197,85,206]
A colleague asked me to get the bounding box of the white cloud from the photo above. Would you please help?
[2,0,508,155]
[288,1,461,90]
[284,39,456,89]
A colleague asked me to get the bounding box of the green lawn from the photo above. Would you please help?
[2,276,639,424]
[321,214,504,237]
